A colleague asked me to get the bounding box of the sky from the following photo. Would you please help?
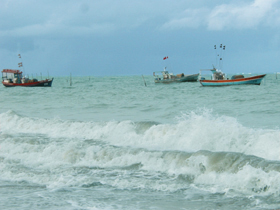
[1,0,280,76]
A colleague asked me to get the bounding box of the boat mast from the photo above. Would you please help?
[18,53,30,78]
[214,45,218,68]
[18,54,24,71]
[219,44,226,71]
[163,56,169,72]
[214,44,226,70]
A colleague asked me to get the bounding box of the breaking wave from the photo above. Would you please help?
[1,109,280,160]
[1,109,280,196]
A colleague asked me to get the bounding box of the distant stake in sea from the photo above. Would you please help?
[142,75,147,87]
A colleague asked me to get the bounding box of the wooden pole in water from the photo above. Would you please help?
[142,75,147,87]
[70,73,72,86]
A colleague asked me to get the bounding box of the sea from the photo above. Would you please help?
[0,73,280,210]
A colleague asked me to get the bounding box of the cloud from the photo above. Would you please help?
[1,0,219,38]
[0,22,116,38]
[207,0,279,30]
[0,1,119,38]
[160,0,280,31]
[1,0,280,39]
[160,8,209,30]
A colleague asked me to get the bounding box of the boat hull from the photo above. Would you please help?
[199,74,266,86]
[155,73,199,84]
[2,78,54,87]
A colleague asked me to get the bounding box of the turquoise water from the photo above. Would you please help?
[0,74,280,209]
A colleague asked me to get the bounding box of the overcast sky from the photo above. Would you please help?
[1,0,280,76]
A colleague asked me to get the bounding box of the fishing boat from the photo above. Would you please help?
[199,68,266,86]
[2,69,53,87]
[153,68,199,84]
[199,44,266,86]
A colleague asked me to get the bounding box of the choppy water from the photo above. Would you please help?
[0,74,280,209]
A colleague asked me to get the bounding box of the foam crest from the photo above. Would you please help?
[1,109,280,161]
[1,129,280,195]
[102,109,280,161]
[0,110,136,140]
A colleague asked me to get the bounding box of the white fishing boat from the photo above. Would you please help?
[153,68,199,84]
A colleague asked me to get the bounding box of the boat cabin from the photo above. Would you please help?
[210,68,226,80]
[153,67,177,81]
[200,68,226,80]
[153,71,168,81]
[2,69,23,83]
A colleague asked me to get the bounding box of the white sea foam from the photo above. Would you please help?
[1,136,280,196]
[1,109,280,196]
[1,109,280,160]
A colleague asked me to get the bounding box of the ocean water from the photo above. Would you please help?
[0,74,280,210]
